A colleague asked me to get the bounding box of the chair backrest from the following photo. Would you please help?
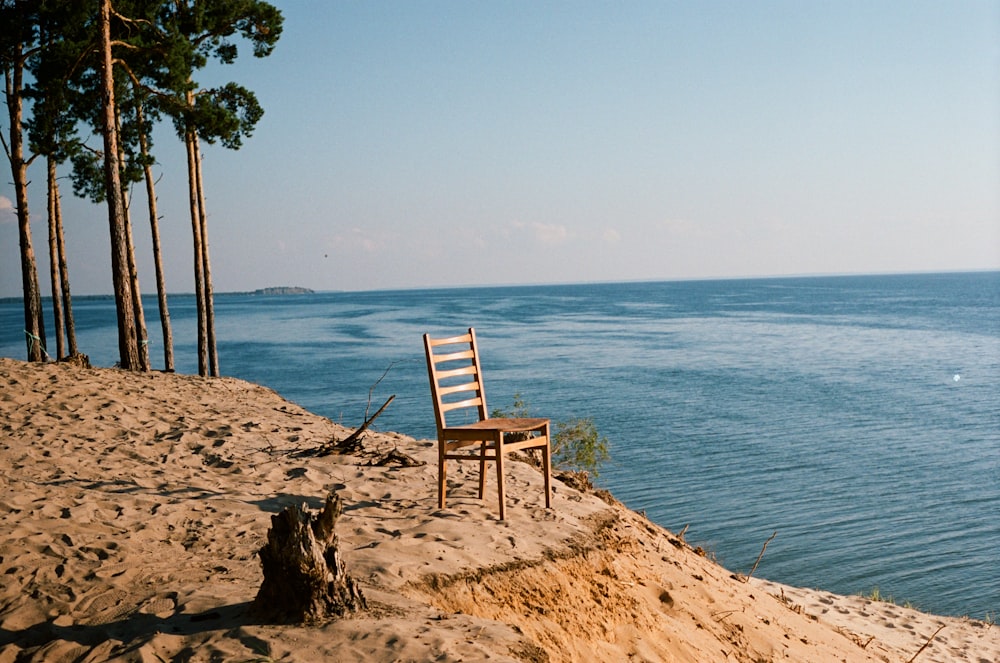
[424,328,489,431]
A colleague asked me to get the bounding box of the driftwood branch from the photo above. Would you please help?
[347,394,395,444]
[905,624,946,663]
[371,447,425,467]
[745,531,777,582]
[364,362,402,421]
[325,360,413,455]
[320,394,395,455]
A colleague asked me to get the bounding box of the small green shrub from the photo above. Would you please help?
[859,586,916,610]
[553,417,610,477]
[491,392,530,420]
[492,393,610,477]
[861,586,891,603]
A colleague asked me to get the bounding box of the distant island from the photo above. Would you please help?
[249,287,315,296]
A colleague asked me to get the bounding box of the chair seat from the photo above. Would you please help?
[444,417,549,433]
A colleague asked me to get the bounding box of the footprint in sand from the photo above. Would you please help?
[76,588,133,625]
[94,561,131,580]
[139,595,177,618]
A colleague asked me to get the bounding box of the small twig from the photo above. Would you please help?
[905,624,945,663]
[745,531,777,582]
[364,360,415,420]
[712,607,745,622]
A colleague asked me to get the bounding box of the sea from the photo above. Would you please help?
[2,271,998,620]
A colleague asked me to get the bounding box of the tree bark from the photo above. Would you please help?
[113,102,150,372]
[98,0,141,370]
[252,492,366,623]
[4,41,46,362]
[184,126,208,376]
[47,157,65,359]
[192,136,219,376]
[137,102,174,372]
[121,185,151,371]
[54,174,78,356]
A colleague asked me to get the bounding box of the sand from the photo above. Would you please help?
[1,357,995,662]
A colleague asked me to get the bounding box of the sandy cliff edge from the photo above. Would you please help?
[1,358,995,662]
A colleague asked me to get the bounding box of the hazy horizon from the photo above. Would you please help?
[4,267,998,304]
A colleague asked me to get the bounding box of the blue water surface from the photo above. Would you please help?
[3,271,997,619]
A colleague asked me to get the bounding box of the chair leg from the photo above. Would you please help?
[495,433,506,520]
[478,441,487,499]
[438,447,447,510]
[542,436,552,510]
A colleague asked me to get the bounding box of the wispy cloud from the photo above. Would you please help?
[511,221,572,244]
[657,217,715,239]
[602,228,621,243]
[0,196,15,224]
[329,227,395,254]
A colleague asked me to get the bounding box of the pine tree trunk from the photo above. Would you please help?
[54,176,78,356]
[5,47,46,362]
[120,187,150,371]
[114,103,150,372]
[192,137,219,376]
[98,0,140,370]
[185,127,208,376]
[17,165,46,363]
[137,103,174,372]
[47,157,65,359]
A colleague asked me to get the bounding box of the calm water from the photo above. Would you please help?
[3,272,998,619]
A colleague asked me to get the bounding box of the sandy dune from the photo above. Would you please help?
[1,358,995,662]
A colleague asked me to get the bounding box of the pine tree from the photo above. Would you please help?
[1,0,47,362]
[151,0,283,376]
[26,5,90,360]
[98,0,143,370]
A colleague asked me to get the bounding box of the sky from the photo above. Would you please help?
[2,0,999,297]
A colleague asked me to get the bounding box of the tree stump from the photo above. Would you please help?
[251,492,366,623]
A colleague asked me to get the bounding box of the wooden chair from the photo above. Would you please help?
[423,328,552,520]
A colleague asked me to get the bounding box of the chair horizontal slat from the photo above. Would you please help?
[438,381,479,397]
[501,437,551,453]
[441,397,482,412]
[427,333,473,347]
[436,365,477,380]
[432,349,475,364]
